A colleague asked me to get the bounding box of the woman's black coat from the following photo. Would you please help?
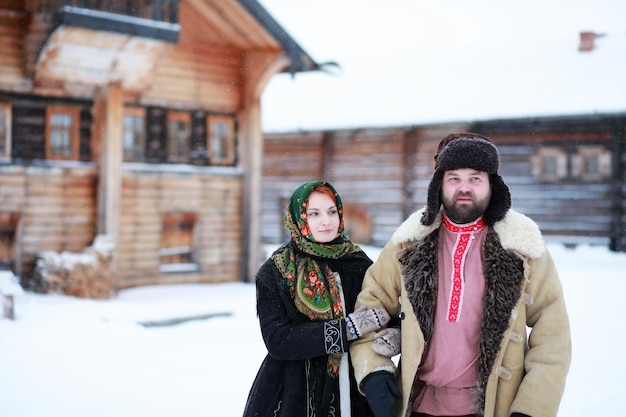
[242,247,374,417]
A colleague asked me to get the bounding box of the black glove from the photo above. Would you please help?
[361,371,401,417]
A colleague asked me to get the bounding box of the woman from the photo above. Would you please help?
[243,180,389,417]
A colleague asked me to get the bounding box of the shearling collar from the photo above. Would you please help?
[391,208,545,259]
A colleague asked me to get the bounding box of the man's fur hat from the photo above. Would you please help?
[420,132,512,226]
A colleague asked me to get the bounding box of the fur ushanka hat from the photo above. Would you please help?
[420,132,512,226]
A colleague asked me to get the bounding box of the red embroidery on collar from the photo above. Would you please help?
[442,216,485,322]
[442,215,485,233]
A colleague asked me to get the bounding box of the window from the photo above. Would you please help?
[207,115,235,165]
[531,147,567,182]
[159,212,198,272]
[167,111,191,163]
[531,144,612,183]
[571,146,611,181]
[0,103,11,159]
[46,106,80,160]
[0,212,19,269]
[123,107,146,162]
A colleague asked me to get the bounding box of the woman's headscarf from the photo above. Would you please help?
[272,181,365,368]
[270,180,372,415]
[284,180,354,257]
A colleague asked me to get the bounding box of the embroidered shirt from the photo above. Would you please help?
[414,215,487,415]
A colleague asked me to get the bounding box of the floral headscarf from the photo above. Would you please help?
[272,180,362,375]
[285,180,355,259]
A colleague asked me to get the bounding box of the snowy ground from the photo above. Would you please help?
[1,243,625,416]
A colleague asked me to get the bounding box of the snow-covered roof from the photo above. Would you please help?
[259,0,626,132]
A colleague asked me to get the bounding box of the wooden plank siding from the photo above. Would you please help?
[0,11,27,86]
[262,123,472,247]
[0,164,97,278]
[325,128,410,244]
[475,117,625,248]
[260,131,325,243]
[0,164,245,289]
[0,0,322,291]
[262,115,626,251]
[117,170,243,288]
[498,143,613,242]
[2,90,249,288]
[143,43,244,110]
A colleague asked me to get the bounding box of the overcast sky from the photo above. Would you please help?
[259,0,626,132]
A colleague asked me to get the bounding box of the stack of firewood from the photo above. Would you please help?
[33,235,115,299]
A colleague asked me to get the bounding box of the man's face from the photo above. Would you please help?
[441,168,492,224]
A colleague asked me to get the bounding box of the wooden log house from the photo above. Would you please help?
[262,114,626,252]
[0,0,324,293]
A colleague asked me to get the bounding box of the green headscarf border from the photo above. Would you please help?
[284,180,353,257]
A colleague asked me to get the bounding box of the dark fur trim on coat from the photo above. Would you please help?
[398,228,525,416]
[398,230,440,343]
[474,230,525,415]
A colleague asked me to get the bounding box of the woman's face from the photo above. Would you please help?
[305,191,340,243]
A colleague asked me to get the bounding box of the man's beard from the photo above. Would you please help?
[443,192,490,224]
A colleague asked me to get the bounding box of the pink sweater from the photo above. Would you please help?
[414,216,488,415]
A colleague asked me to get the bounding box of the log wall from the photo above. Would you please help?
[117,169,243,288]
[260,131,325,243]
[143,43,244,112]
[262,123,470,247]
[325,128,410,244]
[487,133,617,244]
[0,10,27,86]
[0,163,245,288]
[0,164,97,279]
[262,116,626,250]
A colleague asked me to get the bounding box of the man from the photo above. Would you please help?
[351,133,571,417]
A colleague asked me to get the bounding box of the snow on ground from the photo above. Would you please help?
[1,243,625,416]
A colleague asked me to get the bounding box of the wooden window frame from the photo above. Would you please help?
[159,212,199,273]
[531,147,568,182]
[0,102,11,159]
[571,145,611,182]
[45,105,80,160]
[166,111,191,163]
[123,107,146,162]
[0,212,20,270]
[206,114,235,166]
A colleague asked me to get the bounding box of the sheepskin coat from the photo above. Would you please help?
[350,208,571,417]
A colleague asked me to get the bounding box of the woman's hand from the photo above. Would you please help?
[346,306,390,341]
